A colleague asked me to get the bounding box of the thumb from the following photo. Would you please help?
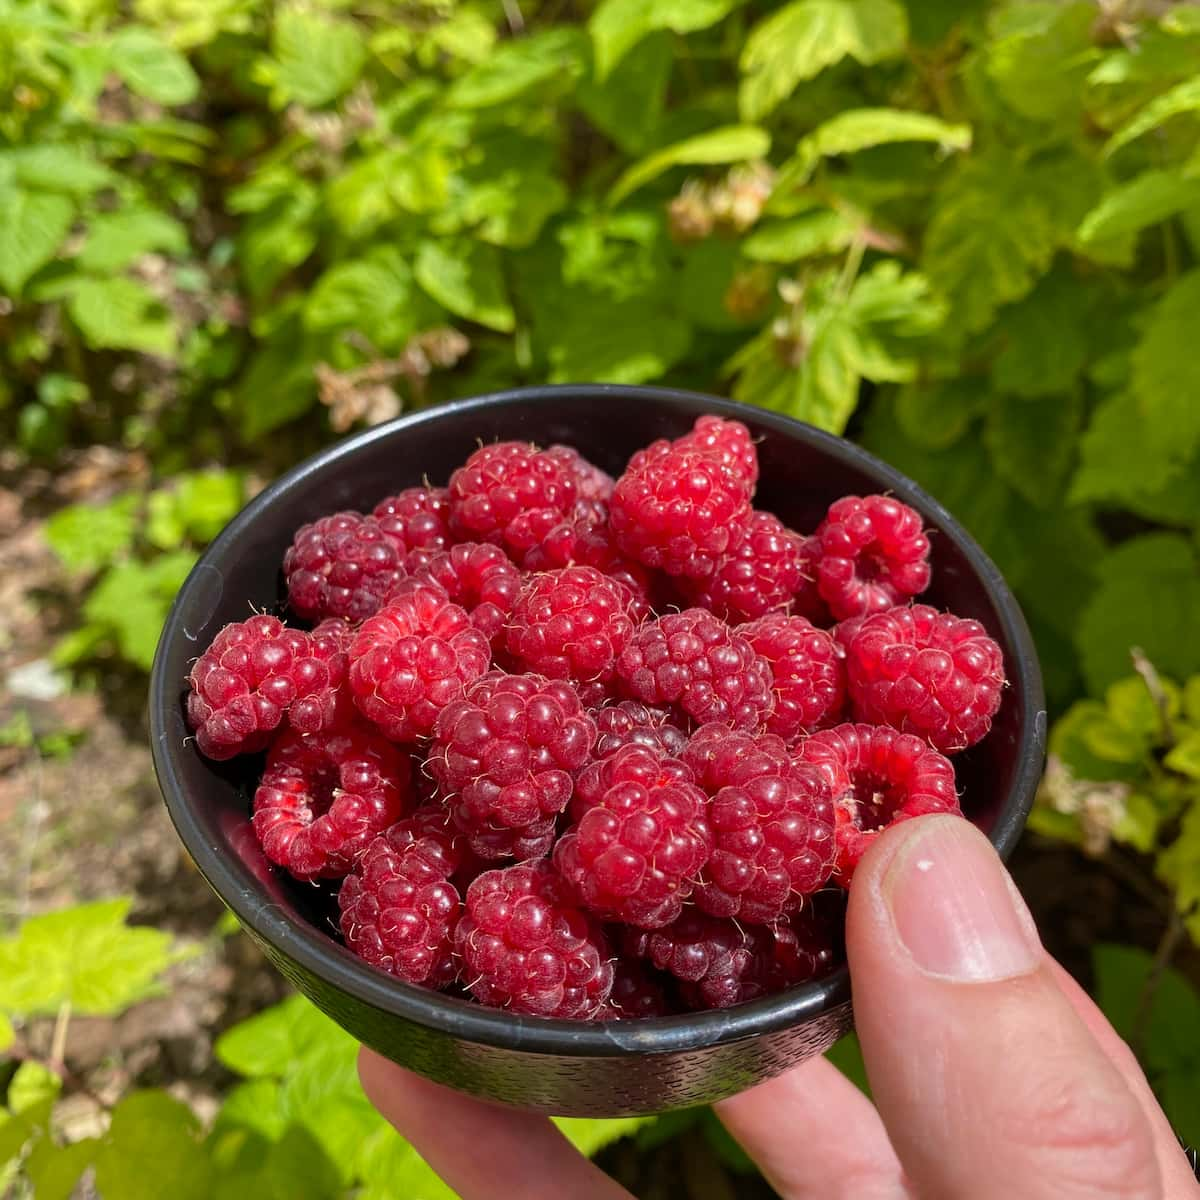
[846,814,1164,1200]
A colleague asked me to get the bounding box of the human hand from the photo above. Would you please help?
[359,814,1200,1199]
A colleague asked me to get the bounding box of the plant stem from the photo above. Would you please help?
[1131,646,1175,747]
[50,999,72,1069]
[836,235,866,300]
[1131,908,1186,1058]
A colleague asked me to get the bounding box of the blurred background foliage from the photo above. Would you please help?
[3,0,1200,1194]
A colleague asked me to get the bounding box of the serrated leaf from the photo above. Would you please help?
[356,1129,457,1200]
[1078,535,1200,694]
[0,899,186,1016]
[893,379,982,449]
[1077,169,1200,245]
[1069,390,1173,506]
[554,1116,657,1155]
[4,145,116,194]
[110,27,200,104]
[94,1092,212,1200]
[991,267,1090,397]
[237,183,319,301]
[1107,74,1200,156]
[215,994,350,1079]
[67,276,174,356]
[743,210,857,262]
[0,187,73,293]
[984,392,1081,508]
[415,239,514,332]
[609,125,771,205]
[447,29,584,109]
[739,0,907,121]
[546,296,691,384]
[170,471,244,544]
[1165,731,1200,779]
[304,250,421,349]
[804,108,971,157]
[576,32,672,156]
[78,208,187,273]
[264,8,366,108]
[237,319,319,440]
[44,494,140,574]
[589,0,739,79]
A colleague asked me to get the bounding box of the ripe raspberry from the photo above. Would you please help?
[543,444,615,503]
[431,671,596,861]
[615,609,774,731]
[252,724,410,881]
[338,810,468,988]
[401,542,520,643]
[793,535,829,624]
[609,444,751,580]
[504,566,636,685]
[740,613,845,741]
[796,722,959,883]
[284,511,404,623]
[681,721,789,791]
[844,604,1005,753]
[372,486,452,555]
[287,617,355,735]
[592,700,688,760]
[810,495,931,621]
[682,510,805,622]
[597,956,672,1020]
[554,744,712,928]
[454,861,613,1018]
[447,441,578,563]
[348,579,491,742]
[677,414,758,489]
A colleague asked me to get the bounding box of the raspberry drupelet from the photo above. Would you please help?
[597,956,673,1020]
[591,700,689,760]
[809,495,932,621]
[454,861,614,1018]
[430,671,596,861]
[543,444,615,504]
[284,511,405,623]
[401,542,521,644]
[372,485,453,556]
[287,617,354,735]
[337,810,469,988]
[844,603,1005,752]
[677,414,758,489]
[252,724,411,881]
[796,722,959,883]
[348,578,491,743]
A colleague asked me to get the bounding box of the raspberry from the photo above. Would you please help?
[615,609,774,731]
[504,566,636,685]
[338,810,467,988]
[739,613,846,741]
[430,671,596,861]
[796,722,959,882]
[793,535,829,624]
[543,444,615,503]
[252,724,410,881]
[454,861,613,1018]
[447,441,578,563]
[554,744,712,928]
[810,495,931,621]
[348,579,491,742]
[609,444,751,580]
[402,542,520,643]
[681,721,789,792]
[287,618,355,735]
[372,486,452,555]
[187,615,335,759]
[592,700,688,760]
[682,510,805,623]
[284,511,404,623]
[597,956,672,1020]
[844,604,1005,753]
[677,414,758,489]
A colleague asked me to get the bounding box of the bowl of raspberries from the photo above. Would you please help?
[150,384,1044,1116]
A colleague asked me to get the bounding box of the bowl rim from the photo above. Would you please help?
[149,383,1047,1058]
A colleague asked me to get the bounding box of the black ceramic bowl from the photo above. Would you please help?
[149,385,1045,1117]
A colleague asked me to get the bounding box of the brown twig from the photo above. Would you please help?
[1131,908,1188,1056]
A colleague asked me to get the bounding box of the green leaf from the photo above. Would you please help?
[67,277,174,356]
[0,898,186,1016]
[0,1011,12,1053]
[261,7,366,108]
[739,0,907,121]
[546,296,691,385]
[110,27,200,104]
[78,208,188,273]
[1070,390,1176,507]
[609,125,771,205]
[304,250,422,349]
[8,1062,61,1113]
[236,319,319,440]
[356,1129,457,1200]
[236,184,319,302]
[1165,731,1200,779]
[589,0,739,78]
[215,994,348,1079]
[24,1135,98,1200]
[94,1092,212,1200]
[44,494,140,574]
[803,108,971,158]
[576,32,672,156]
[4,145,116,194]
[447,29,584,109]
[1106,74,1200,156]
[1077,169,1200,245]
[743,210,858,262]
[172,471,244,543]
[0,188,73,294]
[415,239,514,332]
[1077,535,1200,694]
[555,1116,657,1155]
[984,392,1082,508]
[262,1124,343,1200]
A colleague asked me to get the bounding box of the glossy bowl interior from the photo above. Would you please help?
[149,385,1046,1116]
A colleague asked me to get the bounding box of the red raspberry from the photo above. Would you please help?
[287,618,354,735]
[372,486,452,555]
[592,700,688,760]
[504,566,636,685]
[681,721,789,791]
[454,861,613,1018]
[430,671,596,861]
[554,744,712,929]
[447,441,578,563]
[682,510,805,623]
[401,542,520,643]
[543,444,615,503]
[284,511,404,622]
[348,579,491,742]
[677,414,758,489]
[338,810,467,988]
[844,604,1006,753]
[597,956,672,1020]
[252,724,410,881]
[793,535,829,624]
[810,495,931,621]
[609,444,751,580]
[796,722,959,883]
[739,613,845,741]
[615,609,774,731]
[187,615,333,759]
